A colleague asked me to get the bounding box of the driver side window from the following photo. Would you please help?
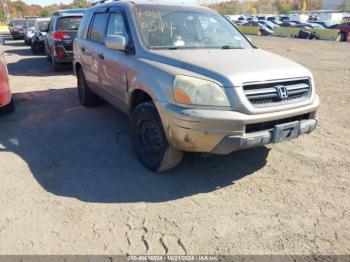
[107,12,129,44]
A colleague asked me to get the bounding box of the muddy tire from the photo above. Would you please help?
[338,32,347,42]
[130,102,183,172]
[0,98,15,114]
[77,68,99,107]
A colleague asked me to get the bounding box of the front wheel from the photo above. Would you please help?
[130,102,183,172]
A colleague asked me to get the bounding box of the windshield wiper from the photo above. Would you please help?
[222,45,243,49]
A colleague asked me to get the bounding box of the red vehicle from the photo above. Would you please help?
[0,39,15,113]
[337,22,350,42]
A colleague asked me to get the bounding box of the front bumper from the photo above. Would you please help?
[11,31,24,38]
[211,119,317,154]
[53,51,74,64]
[158,96,320,154]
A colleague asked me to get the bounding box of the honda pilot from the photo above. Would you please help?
[73,1,320,171]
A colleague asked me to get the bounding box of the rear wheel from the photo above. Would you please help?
[51,56,63,72]
[339,32,347,42]
[77,68,99,107]
[31,43,38,55]
[130,102,183,172]
[0,98,15,114]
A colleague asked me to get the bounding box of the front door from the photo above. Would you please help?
[99,9,131,111]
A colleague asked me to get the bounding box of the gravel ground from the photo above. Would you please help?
[0,33,349,255]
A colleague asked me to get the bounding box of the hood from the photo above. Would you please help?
[147,48,312,87]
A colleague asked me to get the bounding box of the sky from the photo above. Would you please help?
[21,0,227,7]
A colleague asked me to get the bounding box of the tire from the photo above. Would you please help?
[130,102,183,172]
[51,56,63,72]
[339,32,347,42]
[77,68,99,107]
[0,98,15,114]
[31,43,38,55]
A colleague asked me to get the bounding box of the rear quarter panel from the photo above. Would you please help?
[0,50,11,107]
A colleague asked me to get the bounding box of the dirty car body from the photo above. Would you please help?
[73,1,319,171]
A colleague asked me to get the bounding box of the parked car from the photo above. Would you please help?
[31,31,47,55]
[8,18,27,40]
[311,21,338,29]
[293,24,313,30]
[24,18,36,45]
[259,20,280,30]
[279,22,297,27]
[0,38,14,113]
[241,21,273,35]
[44,9,85,71]
[74,1,319,171]
[24,18,50,46]
[337,22,350,41]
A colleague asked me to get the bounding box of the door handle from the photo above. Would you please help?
[98,53,104,60]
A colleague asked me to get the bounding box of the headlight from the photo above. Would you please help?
[173,75,230,107]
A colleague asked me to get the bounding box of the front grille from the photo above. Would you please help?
[243,79,311,107]
[246,113,310,133]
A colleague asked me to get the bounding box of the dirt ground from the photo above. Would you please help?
[0,33,349,255]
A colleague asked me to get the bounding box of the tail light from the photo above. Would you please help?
[53,32,70,40]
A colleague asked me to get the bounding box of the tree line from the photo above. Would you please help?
[0,0,89,22]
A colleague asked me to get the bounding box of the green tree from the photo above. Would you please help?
[278,4,292,14]
[71,0,89,8]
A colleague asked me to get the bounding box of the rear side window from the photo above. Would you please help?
[77,10,92,39]
[57,16,82,31]
[89,12,109,44]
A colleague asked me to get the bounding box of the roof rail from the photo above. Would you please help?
[90,0,121,6]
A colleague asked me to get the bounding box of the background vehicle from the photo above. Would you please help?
[31,31,47,55]
[0,39,14,113]
[8,19,27,39]
[24,18,50,46]
[259,20,280,30]
[279,22,297,27]
[44,9,85,71]
[337,22,350,41]
[74,2,319,172]
[241,21,273,35]
[24,18,36,45]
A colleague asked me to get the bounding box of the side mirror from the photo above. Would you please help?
[105,35,126,52]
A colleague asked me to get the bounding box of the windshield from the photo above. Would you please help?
[12,20,26,27]
[134,5,252,50]
[38,20,49,31]
[28,19,35,28]
[57,16,82,31]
